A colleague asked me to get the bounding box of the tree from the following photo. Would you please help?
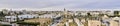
[0,11,5,17]
[0,11,6,21]
[87,12,91,16]
[114,11,119,16]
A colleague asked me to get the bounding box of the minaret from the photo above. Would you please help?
[64,8,68,18]
[64,8,67,13]
[64,8,66,11]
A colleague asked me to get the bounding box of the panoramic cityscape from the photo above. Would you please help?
[0,8,120,26]
[0,0,120,26]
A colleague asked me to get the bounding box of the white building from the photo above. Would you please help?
[18,14,38,20]
[102,16,120,26]
[38,14,58,18]
[88,20,101,26]
[5,16,17,22]
[80,12,87,16]
[5,14,38,22]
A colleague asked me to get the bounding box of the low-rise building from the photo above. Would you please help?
[4,14,38,22]
[109,20,119,26]
[88,20,101,26]
[23,18,53,26]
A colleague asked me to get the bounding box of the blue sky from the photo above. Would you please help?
[0,0,120,9]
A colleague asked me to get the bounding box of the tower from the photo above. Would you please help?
[63,8,68,18]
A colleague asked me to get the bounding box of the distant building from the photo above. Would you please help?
[80,12,87,16]
[2,9,9,15]
[56,23,66,26]
[110,17,120,26]
[102,16,120,26]
[5,16,17,22]
[38,14,57,18]
[89,12,100,16]
[4,14,38,22]
[81,19,86,23]
[23,18,53,26]
[102,15,109,20]
[109,20,119,26]
[18,14,38,20]
[88,20,101,26]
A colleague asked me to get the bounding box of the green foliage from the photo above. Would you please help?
[87,13,91,16]
[114,11,119,16]
[0,11,5,17]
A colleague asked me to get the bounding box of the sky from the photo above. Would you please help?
[0,0,120,11]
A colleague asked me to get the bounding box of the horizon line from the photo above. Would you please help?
[0,8,120,11]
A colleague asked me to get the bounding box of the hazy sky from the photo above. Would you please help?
[0,0,120,10]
